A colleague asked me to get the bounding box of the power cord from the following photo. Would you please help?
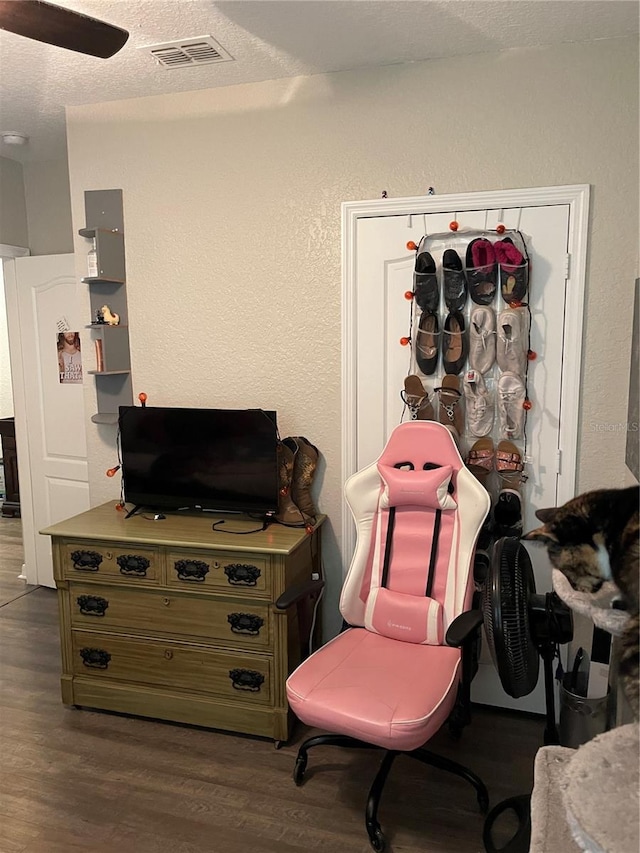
[307,531,325,656]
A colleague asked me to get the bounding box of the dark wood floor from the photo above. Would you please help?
[0,517,544,853]
[0,516,36,607]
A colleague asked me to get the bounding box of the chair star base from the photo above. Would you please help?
[293,733,490,853]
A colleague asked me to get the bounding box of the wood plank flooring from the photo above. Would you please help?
[0,520,544,853]
[0,517,36,607]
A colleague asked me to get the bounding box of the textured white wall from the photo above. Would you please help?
[23,158,74,255]
[0,156,28,248]
[66,38,639,638]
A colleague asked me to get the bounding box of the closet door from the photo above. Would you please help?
[348,192,587,712]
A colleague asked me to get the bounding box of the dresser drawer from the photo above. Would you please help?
[166,549,270,596]
[62,541,160,585]
[69,583,271,649]
[71,629,272,704]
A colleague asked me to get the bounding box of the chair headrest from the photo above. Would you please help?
[378,421,463,473]
[378,463,457,510]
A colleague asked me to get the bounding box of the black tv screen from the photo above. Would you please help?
[118,406,279,515]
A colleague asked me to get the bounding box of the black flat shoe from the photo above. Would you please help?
[495,237,529,305]
[413,250,439,313]
[442,311,468,375]
[466,238,497,305]
[416,311,439,375]
[443,249,468,312]
[494,488,523,537]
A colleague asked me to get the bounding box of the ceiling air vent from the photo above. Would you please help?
[142,36,233,69]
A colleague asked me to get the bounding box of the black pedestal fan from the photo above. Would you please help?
[480,537,573,853]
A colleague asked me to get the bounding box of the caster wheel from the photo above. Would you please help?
[368,827,386,852]
[274,740,283,750]
[293,754,307,786]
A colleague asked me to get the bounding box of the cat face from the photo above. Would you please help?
[522,493,609,593]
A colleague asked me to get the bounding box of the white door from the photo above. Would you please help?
[344,187,589,712]
[3,254,89,587]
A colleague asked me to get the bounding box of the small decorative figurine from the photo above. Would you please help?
[100,304,120,326]
[94,309,105,325]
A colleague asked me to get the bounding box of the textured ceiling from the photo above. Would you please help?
[0,0,638,162]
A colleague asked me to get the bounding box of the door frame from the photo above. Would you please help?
[341,184,590,567]
[1,245,31,580]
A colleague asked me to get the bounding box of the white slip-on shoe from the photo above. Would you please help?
[496,307,528,377]
[497,371,526,440]
[463,369,494,437]
[469,306,496,374]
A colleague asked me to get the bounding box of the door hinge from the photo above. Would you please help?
[556,449,563,475]
[564,253,571,279]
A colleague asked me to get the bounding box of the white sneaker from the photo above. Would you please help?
[497,372,526,440]
[496,308,528,377]
[469,306,496,374]
[463,369,494,437]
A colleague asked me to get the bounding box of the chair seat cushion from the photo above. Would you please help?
[286,628,462,751]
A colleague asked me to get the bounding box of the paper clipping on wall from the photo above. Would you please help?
[57,331,83,384]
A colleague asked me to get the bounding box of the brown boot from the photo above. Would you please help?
[289,436,319,519]
[276,439,304,525]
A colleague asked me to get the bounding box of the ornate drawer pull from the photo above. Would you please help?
[117,554,150,576]
[80,647,111,669]
[76,594,109,617]
[227,612,264,636]
[174,559,209,582]
[164,649,174,660]
[224,563,261,587]
[229,668,265,692]
[70,549,103,572]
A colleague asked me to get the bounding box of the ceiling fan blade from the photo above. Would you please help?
[0,0,129,58]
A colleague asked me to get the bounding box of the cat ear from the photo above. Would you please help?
[522,525,558,544]
[535,507,557,523]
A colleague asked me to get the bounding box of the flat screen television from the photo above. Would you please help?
[118,406,279,517]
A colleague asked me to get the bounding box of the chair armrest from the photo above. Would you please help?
[275,578,325,610]
[445,609,484,647]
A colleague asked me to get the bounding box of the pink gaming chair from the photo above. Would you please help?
[286,421,492,852]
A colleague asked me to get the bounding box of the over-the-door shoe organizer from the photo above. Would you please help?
[402,225,534,493]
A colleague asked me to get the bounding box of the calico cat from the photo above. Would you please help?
[523,485,639,719]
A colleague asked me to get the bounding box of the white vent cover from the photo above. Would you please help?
[142,36,233,69]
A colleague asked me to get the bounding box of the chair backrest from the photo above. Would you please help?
[340,421,490,643]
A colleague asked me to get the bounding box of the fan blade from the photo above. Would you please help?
[0,0,129,58]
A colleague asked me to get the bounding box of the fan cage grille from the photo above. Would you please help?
[481,538,539,698]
